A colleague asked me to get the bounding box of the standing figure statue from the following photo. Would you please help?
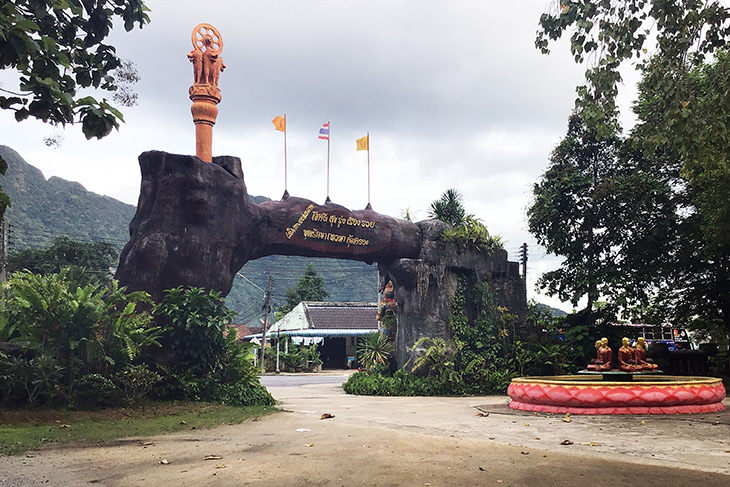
[189,23,225,87]
[634,337,659,371]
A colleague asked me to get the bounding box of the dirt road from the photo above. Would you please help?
[1,376,729,486]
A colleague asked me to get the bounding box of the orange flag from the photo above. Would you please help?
[356,134,369,151]
[272,115,286,132]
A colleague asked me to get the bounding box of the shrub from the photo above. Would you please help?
[114,364,162,406]
[357,332,394,370]
[72,374,120,410]
[213,382,275,407]
[0,269,158,408]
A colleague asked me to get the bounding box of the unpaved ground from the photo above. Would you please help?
[1,377,729,486]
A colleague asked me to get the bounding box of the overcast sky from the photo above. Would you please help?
[0,0,646,311]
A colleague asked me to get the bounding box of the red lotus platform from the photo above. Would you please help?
[507,375,726,415]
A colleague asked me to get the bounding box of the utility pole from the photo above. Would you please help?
[0,218,9,282]
[519,242,528,281]
[259,275,273,373]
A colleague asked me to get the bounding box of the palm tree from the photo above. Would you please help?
[428,188,465,225]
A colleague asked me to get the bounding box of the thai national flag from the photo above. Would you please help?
[318,122,330,140]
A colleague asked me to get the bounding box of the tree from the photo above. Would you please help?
[535,1,730,348]
[528,113,676,313]
[429,189,503,252]
[0,0,149,139]
[8,236,118,286]
[0,0,150,220]
[279,264,329,315]
[631,54,730,348]
[536,0,730,137]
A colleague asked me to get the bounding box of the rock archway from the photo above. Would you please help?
[116,151,526,368]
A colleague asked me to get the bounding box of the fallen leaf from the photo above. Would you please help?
[204,455,223,461]
[159,459,170,465]
[305,443,314,447]
[534,437,541,440]
[320,413,335,420]
[724,449,730,453]
[180,420,187,425]
[523,423,530,426]
[560,440,573,445]
[589,442,597,447]
[562,413,572,423]
[215,463,226,469]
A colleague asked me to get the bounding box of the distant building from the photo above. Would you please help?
[244,301,379,369]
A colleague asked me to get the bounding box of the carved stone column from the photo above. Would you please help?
[187,23,226,163]
[189,85,220,163]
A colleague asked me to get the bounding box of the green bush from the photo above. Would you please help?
[343,370,453,396]
[0,269,158,407]
[72,374,120,410]
[114,364,162,406]
[213,382,275,407]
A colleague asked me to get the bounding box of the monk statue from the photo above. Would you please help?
[618,337,639,372]
[634,337,659,371]
[587,338,612,371]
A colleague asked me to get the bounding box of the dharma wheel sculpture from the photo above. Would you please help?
[188,23,226,162]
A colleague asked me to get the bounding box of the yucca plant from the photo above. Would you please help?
[357,332,394,369]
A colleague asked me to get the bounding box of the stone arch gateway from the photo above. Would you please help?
[116,152,526,368]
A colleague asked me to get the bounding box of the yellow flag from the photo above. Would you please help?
[272,115,286,132]
[356,135,369,151]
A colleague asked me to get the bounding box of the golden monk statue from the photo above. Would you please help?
[587,337,612,371]
[634,337,659,371]
[618,337,639,372]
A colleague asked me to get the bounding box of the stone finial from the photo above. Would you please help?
[188,23,225,163]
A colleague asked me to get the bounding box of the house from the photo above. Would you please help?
[245,301,379,369]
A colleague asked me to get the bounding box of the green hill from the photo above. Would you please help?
[0,145,135,249]
[0,145,377,323]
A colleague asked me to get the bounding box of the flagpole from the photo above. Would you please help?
[366,132,371,210]
[282,114,289,200]
[325,120,331,204]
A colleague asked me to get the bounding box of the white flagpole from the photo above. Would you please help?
[283,114,289,199]
[366,132,371,210]
[326,120,331,204]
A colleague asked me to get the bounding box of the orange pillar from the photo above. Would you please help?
[189,87,220,163]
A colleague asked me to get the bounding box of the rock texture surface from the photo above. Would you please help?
[378,220,527,369]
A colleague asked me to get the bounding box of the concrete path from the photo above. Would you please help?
[1,374,728,486]
[267,375,730,476]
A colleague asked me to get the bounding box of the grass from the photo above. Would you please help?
[0,401,278,456]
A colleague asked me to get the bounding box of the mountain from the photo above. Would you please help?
[0,145,377,322]
[0,145,135,249]
[535,303,569,317]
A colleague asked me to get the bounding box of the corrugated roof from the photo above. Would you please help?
[304,302,378,330]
